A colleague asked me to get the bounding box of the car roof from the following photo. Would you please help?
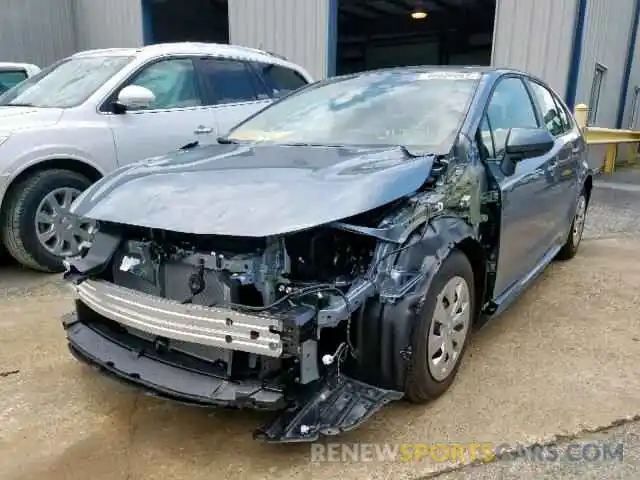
[71,42,311,77]
[327,65,531,82]
[0,62,40,70]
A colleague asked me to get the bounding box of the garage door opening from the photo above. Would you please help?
[147,0,229,44]
[336,0,496,75]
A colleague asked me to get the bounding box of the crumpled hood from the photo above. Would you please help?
[0,106,64,131]
[71,143,434,236]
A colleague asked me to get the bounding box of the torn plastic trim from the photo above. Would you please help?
[254,376,403,443]
[63,231,122,283]
[329,191,446,244]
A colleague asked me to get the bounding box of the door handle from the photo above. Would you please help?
[194,125,213,135]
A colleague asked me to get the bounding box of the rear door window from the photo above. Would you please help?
[0,69,27,94]
[197,57,268,105]
[254,63,309,97]
[528,80,567,136]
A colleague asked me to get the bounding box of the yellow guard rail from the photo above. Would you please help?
[574,104,640,173]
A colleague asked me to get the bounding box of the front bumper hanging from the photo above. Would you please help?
[63,311,403,443]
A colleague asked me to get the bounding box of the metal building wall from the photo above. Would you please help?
[0,0,76,67]
[622,24,640,129]
[491,0,578,97]
[574,0,637,127]
[72,0,144,50]
[228,0,330,79]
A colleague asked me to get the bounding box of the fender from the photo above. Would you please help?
[349,215,476,391]
[0,151,107,209]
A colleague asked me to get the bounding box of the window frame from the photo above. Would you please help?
[99,55,203,114]
[588,63,607,125]
[477,74,542,160]
[194,56,270,106]
[629,86,640,129]
[551,92,574,132]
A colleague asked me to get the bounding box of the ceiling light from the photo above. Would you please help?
[411,10,427,19]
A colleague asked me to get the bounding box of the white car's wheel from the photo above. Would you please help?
[2,169,93,272]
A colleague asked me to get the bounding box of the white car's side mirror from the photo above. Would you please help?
[116,85,155,110]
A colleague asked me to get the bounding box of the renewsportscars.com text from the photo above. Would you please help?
[310,442,624,463]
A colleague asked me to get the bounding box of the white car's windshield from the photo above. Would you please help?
[227,70,481,153]
[0,56,133,108]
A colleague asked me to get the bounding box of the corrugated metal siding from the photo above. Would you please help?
[228,0,330,79]
[491,0,578,97]
[0,0,76,67]
[574,0,636,127]
[620,8,640,129]
[72,0,144,50]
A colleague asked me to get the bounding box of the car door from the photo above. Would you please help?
[527,79,583,238]
[104,56,218,165]
[478,76,559,298]
[194,57,272,137]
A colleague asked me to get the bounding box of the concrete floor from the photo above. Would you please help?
[1,173,640,480]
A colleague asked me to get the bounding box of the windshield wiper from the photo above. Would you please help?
[217,136,239,144]
[4,103,35,107]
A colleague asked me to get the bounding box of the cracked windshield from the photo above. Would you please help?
[229,71,479,152]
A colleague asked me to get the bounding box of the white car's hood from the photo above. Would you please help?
[0,106,63,131]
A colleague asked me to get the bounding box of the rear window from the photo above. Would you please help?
[0,69,27,94]
[199,57,265,104]
[256,63,308,96]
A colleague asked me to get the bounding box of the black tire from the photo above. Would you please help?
[1,169,92,273]
[556,189,588,261]
[405,250,475,403]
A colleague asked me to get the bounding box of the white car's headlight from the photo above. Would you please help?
[0,133,10,146]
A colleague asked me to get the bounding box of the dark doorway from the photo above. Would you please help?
[147,0,229,44]
[336,0,496,75]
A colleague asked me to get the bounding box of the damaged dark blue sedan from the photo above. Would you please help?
[62,66,592,443]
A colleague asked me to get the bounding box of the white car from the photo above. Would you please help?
[0,62,40,94]
[0,43,313,272]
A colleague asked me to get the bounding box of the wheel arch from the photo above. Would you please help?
[1,158,103,218]
[584,174,593,204]
[350,216,487,391]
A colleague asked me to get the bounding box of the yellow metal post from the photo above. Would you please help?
[604,144,617,173]
[574,103,589,129]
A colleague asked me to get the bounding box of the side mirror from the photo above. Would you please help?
[501,127,554,176]
[115,85,155,112]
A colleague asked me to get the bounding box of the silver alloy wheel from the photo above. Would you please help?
[572,194,587,249]
[427,275,471,382]
[34,187,92,257]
